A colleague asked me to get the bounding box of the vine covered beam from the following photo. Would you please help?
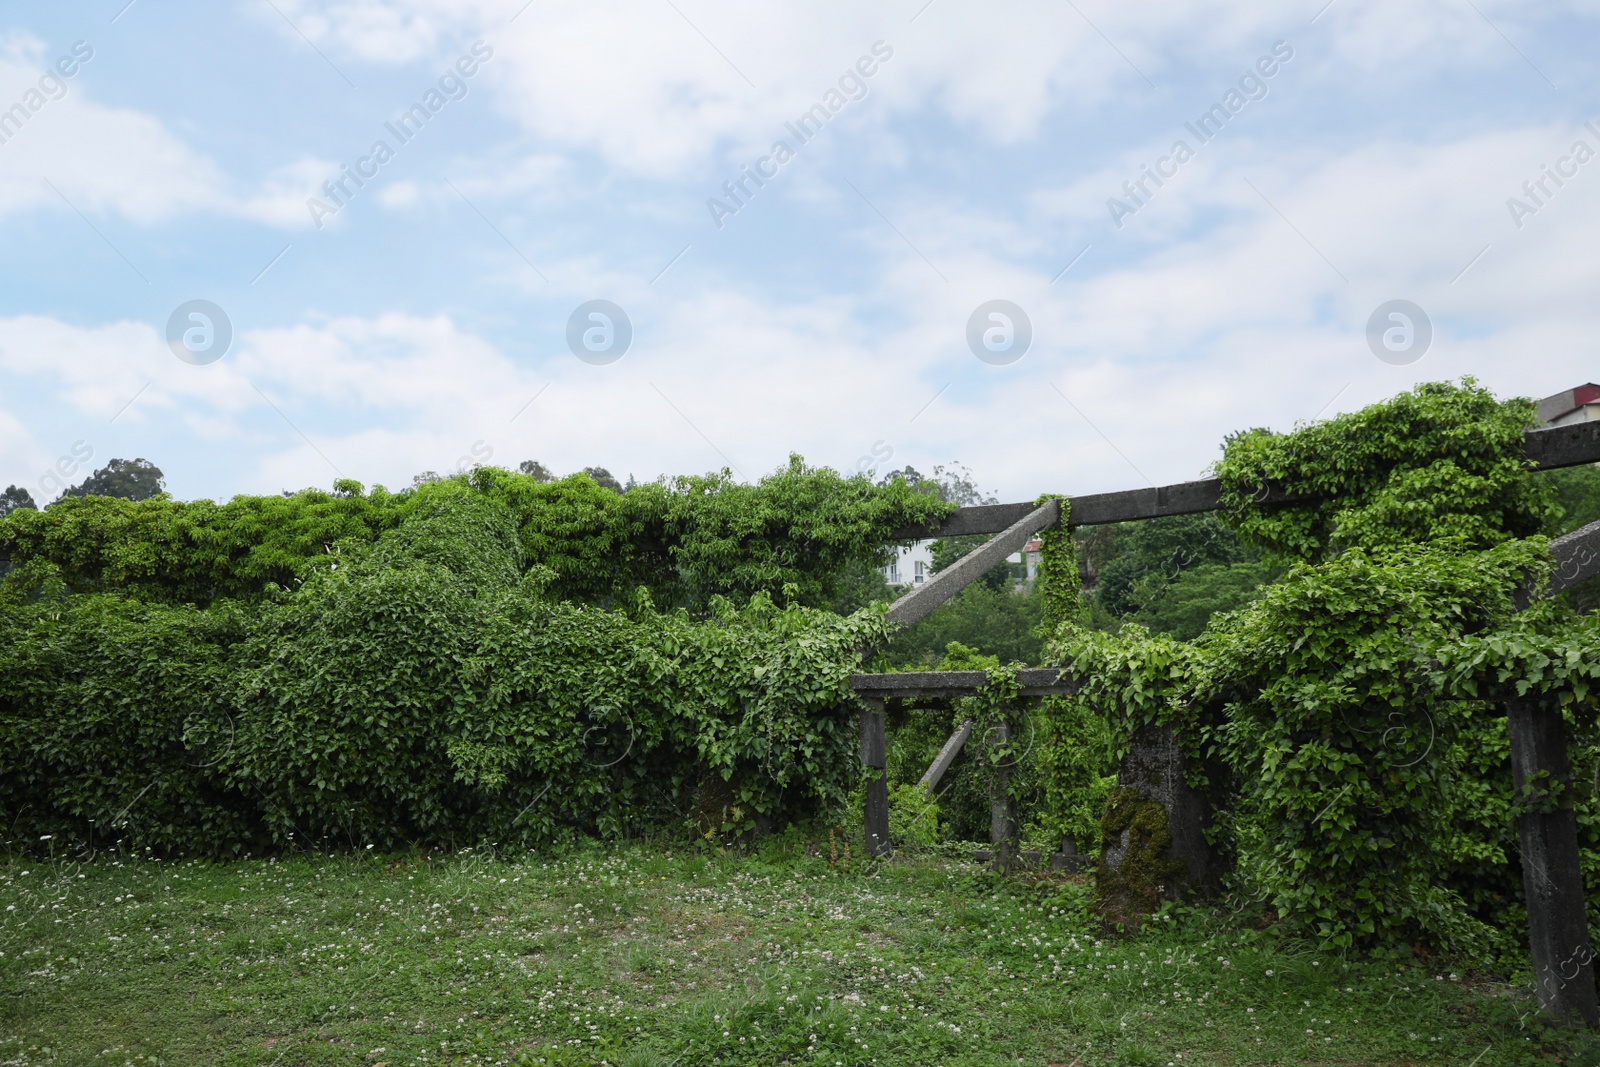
[889,421,1600,540]
[849,668,1076,699]
[883,499,1059,627]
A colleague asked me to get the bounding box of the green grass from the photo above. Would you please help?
[0,837,1578,1066]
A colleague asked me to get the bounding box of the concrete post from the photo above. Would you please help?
[1507,694,1599,1028]
[860,698,889,859]
[1096,722,1220,927]
[988,722,1020,872]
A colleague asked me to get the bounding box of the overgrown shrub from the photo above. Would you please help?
[0,456,952,614]
[0,489,891,855]
[1044,380,1600,956]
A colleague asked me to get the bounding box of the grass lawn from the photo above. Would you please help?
[0,837,1580,1066]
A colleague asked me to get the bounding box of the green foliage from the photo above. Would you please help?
[622,456,951,610]
[1532,462,1600,612]
[1536,462,1600,536]
[0,456,952,614]
[1126,559,1284,640]
[1215,379,1553,559]
[971,662,1024,762]
[0,484,34,518]
[887,781,943,847]
[1090,513,1260,620]
[1028,495,1122,855]
[62,458,166,502]
[1042,624,1191,855]
[0,483,409,605]
[1036,381,1600,954]
[826,556,896,616]
[0,487,895,855]
[1036,495,1078,629]
[1196,542,1545,950]
[1032,695,1118,854]
[881,581,1043,667]
[880,642,1026,845]
[0,591,260,854]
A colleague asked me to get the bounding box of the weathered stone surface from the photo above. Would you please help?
[988,722,1020,873]
[890,422,1600,541]
[860,700,890,860]
[1508,694,1599,1028]
[849,669,1075,699]
[1096,722,1222,928]
[919,720,973,792]
[884,500,1060,627]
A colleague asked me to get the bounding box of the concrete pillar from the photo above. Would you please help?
[860,699,889,859]
[1096,721,1219,926]
[988,722,1020,872]
[1507,695,1599,1028]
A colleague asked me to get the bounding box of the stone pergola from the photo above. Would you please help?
[851,418,1600,1027]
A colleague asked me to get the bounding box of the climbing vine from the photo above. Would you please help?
[0,476,905,856]
[971,663,1025,770]
[0,455,954,613]
[1035,494,1079,629]
[1036,379,1600,954]
[1024,493,1121,853]
[1214,378,1554,560]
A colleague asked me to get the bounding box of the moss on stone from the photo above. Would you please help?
[1096,787,1188,930]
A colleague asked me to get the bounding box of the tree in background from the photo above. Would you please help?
[1082,513,1284,639]
[1533,463,1600,613]
[1,455,952,615]
[883,580,1044,667]
[518,460,556,483]
[878,462,1019,588]
[0,486,35,517]
[0,486,28,579]
[62,459,165,502]
[875,462,992,507]
[1538,463,1600,534]
[517,461,624,492]
[583,467,624,493]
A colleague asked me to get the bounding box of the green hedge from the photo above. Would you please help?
[0,488,889,856]
[0,457,952,612]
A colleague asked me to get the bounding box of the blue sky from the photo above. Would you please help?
[1,0,1597,505]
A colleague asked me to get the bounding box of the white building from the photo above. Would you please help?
[884,540,934,587]
[1021,538,1042,583]
[884,538,1032,588]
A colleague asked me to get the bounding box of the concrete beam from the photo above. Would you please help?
[884,499,1059,627]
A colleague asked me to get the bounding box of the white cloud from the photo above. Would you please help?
[0,42,229,222]
[255,0,1189,175]
[237,157,342,227]
[4,65,1600,503]
[257,0,1594,183]
[0,403,50,500]
[375,178,420,208]
[0,40,340,229]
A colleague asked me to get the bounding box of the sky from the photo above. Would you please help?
[0,0,1597,506]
